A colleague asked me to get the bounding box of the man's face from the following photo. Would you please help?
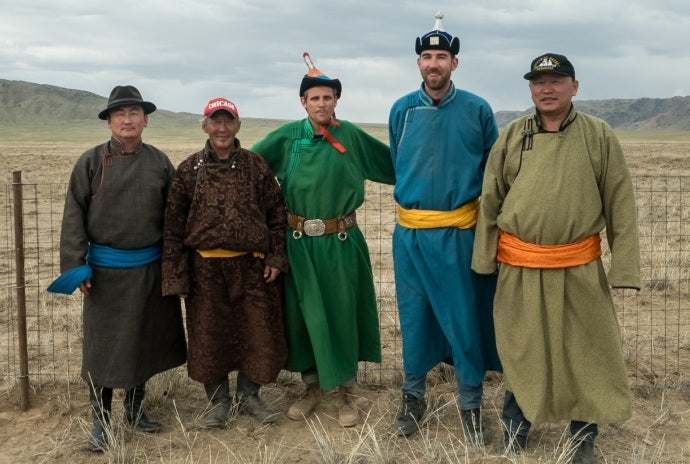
[417,50,458,94]
[107,105,147,142]
[301,86,338,127]
[529,73,579,118]
[202,111,241,153]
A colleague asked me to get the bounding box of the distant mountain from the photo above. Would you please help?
[2,79,689,131]
[0,79,199,129]
[495,96,690,130]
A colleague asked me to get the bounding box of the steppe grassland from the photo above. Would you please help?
[0,124,688,463]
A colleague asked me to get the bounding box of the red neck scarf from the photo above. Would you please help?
[320,119,346,153]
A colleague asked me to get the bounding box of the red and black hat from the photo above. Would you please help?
[299,52,342,98]
[203,97,239,118]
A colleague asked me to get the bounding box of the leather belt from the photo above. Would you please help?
[287,211,356,241]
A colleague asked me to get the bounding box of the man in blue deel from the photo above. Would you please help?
[388,13,502,442]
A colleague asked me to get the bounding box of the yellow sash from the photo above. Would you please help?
[397,198,480,229]
[196,249,265,259]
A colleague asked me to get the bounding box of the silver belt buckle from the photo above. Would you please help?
[303,219,326,236]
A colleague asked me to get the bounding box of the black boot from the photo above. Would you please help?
[393,393,426,437]
[124,383,162,433]
[87,385,112,452]
[571,439,595,464]
[234,373,278,424]
[494,430,527,455]
[203,378,231,428]
[460,408,491,445]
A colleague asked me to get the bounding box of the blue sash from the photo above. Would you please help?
[47,243,162,294]
[47,265,93,294]
[87,242,162,268]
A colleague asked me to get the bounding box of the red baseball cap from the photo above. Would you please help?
[203,97,239,118]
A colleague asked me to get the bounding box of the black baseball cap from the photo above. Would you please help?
[523,53,575,80]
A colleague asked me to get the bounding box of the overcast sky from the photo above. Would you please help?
[1,0,688,123]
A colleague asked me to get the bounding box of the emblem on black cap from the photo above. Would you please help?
[415,12,460,55]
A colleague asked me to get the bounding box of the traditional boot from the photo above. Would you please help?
[123,383,162,433]
[337,385,358,427]
[571,439,595,464]
[393,393,426,437]
[203,379,231,428]
[494,430,527,455]
[460,408,491,445]
[286,381,322,420]
[234,373,278,424]
[87,385,112,452]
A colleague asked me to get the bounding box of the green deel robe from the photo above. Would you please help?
[252,118,396,390]
[472,108,640,425]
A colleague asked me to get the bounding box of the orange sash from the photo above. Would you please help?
[497,231,601,269]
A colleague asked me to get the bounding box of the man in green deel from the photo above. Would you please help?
[251,52,395,428]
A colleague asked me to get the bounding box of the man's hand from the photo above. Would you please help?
[78,279,92,295]
[264,265,280,283]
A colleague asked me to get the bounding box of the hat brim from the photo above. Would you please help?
[205,108,238,119]
[98,101,157,120]
[299,76,342,98]
[523,70,573,80]
[415,35,460,55]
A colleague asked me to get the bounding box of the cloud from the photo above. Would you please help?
[1,0,689,122]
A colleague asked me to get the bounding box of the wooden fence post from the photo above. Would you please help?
[12,171,30,411]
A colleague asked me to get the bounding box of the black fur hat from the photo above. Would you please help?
[415,12,460,56]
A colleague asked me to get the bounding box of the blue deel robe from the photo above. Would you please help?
[388,82,502,387]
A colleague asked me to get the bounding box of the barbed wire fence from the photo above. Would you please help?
[1,175,688,398]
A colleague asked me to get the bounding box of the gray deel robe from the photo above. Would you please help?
[60,139,186,388]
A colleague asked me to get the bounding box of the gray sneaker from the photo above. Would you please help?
[393,393,426,437]
[236,394,279,424]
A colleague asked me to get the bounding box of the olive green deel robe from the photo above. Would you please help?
[472,109,641,425]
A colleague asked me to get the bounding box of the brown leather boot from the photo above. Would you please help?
[337,386,358,427]
[287,381,322,420]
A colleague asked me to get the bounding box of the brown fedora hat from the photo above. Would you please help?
[98,85,157,120]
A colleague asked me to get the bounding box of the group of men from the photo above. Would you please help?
[49,13,639,464]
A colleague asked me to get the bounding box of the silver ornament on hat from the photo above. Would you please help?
[433,11,445,31]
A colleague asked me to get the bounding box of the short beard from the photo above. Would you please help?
[422,73,450,92]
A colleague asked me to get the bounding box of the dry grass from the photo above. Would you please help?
[0,128,689,463]
[4,368,687,463]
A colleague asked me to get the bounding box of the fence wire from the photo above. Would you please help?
[1,176,688,392]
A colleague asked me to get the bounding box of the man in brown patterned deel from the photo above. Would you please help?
[162,98,289,428]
